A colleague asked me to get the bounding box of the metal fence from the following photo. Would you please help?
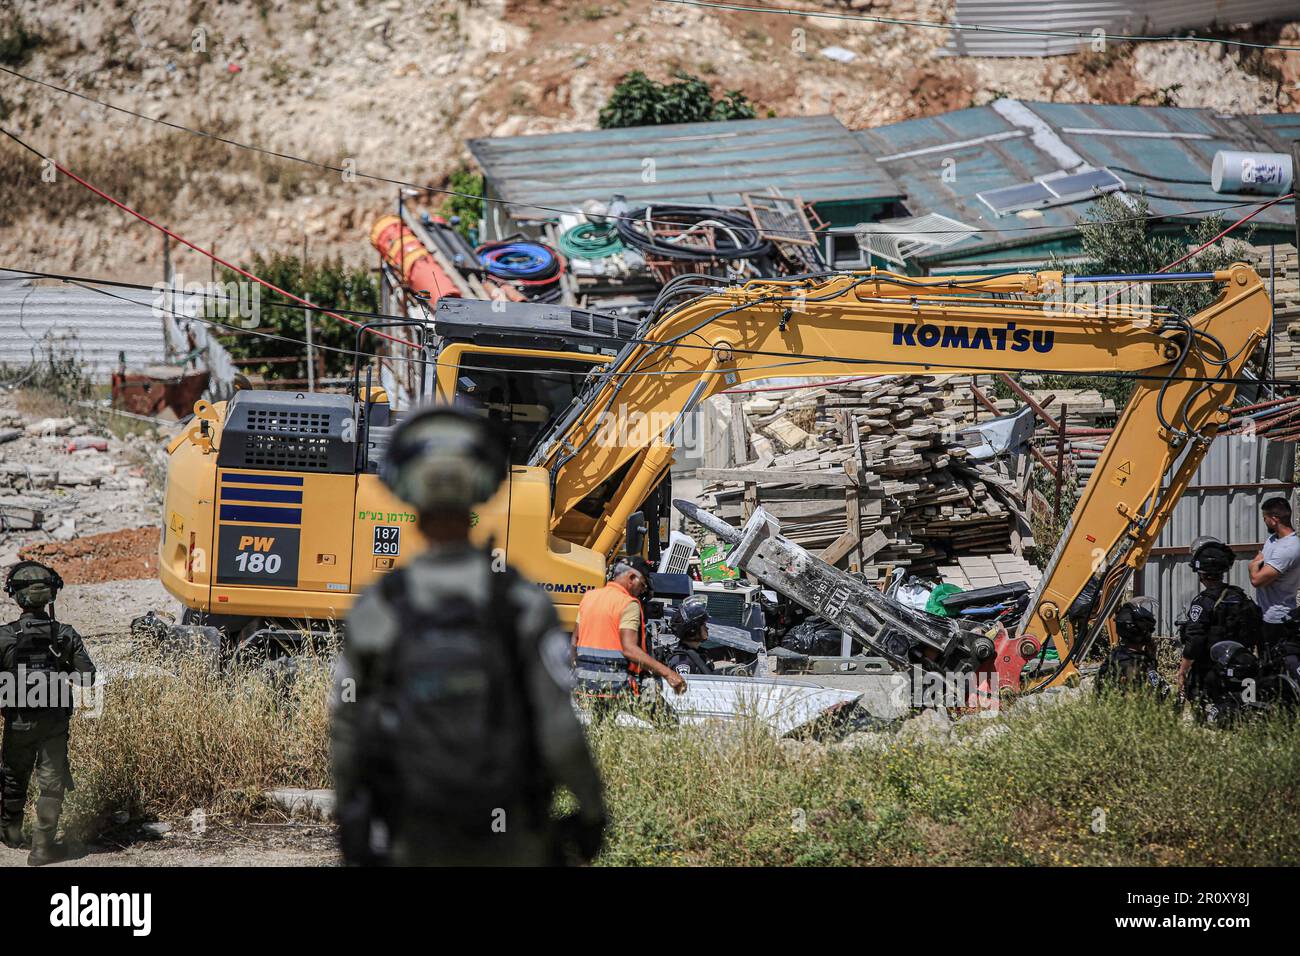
[1136,434,1296,633]
[945,1,1297,57]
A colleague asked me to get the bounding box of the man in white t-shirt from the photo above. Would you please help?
[1250,497,1300,653]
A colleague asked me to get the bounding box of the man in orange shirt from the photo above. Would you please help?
[573,556,686,706]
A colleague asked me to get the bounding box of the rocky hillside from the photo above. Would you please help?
[1,0,1296,284]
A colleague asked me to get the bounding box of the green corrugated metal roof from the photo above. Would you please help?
[468,115,902,221]
[854,101,1295,269]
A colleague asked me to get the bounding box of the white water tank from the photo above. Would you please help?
[1211,151,1293,195]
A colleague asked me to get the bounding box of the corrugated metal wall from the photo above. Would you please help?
[946,1,1296,56]
[0,274,171,382]
[0,273,236,393]
[1136,434,1296,633]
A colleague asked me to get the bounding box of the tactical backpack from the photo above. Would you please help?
[1098,644,1153,686]
[1209,586,1263,651]
[1,617,72,715]
[369,558,545,843]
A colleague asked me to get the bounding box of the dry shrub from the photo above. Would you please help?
[588,693,1300,866]
[41,653,1300,865]
[62,648,331,835]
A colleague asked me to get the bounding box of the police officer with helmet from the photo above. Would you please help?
[666,597,714,676]
[331,403,607,866]
[1178,537,1261,703]
[1270,606,1300,698]
[1097,598,1167,697]
[0,560,95,866]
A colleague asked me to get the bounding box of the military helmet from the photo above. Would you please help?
[1114,599,1157,644]
[670,596,710,640]
[1190,536,1234,576]
[380,404,508,513]
[4,560,64,610]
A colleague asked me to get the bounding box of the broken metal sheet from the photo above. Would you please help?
[700,622,764,655]
[658,673,867,736]
[957,405,1036,460]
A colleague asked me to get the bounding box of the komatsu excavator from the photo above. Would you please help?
[158,264,1272,691]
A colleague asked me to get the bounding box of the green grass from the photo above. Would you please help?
[586,693,1300,866]
[47,657,1299,864]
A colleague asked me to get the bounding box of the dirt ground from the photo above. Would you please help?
[20,527,160,584]
[0,823,338,868]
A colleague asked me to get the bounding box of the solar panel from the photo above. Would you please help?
[977,182,1054,215]
[1043,168,1124,200]
[977,168,1124,216]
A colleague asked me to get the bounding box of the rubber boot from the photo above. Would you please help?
[1,792,28,850]
[27,796,66,867]
[1,820,27,850]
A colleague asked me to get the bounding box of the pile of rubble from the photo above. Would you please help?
[697,375,1038,579]
[0,392,165,567]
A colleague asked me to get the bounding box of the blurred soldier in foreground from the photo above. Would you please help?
[0,561,96,866]
[1096,599,1168,698]
[331,405,606,866]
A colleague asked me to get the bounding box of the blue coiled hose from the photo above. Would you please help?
[477,241,563,282]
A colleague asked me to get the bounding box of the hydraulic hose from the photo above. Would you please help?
[476,240,566,285]
[615,205,773,262]
[558,222,624,260]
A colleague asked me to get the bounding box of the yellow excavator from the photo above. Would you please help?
[157,264,1272,689]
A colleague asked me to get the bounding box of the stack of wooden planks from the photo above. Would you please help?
[938,554,1042,591]
[695,376,1036,579]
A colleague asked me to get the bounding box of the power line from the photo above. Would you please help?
[12,263,1294,392]
[6,265,834,380]
[655,0,1300,52]
[0,266,412,324]
[0,63,1289,241]
[0,125,415,349]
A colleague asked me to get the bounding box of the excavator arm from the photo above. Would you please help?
[531,264,1272,687]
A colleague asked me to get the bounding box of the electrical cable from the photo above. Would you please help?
[1109,166,1221,187]
[23,267,836,382]
[7,264,1298,390]
[476,240,565,284]
[615,205,773,261]
[0,126,415,349]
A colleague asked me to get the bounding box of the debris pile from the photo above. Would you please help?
[696,376,1036,578]
[0,390,165,566]
[376,194,825,323]
[1246,244,1300,381]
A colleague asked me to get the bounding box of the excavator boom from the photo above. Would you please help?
[534,265,1272,683]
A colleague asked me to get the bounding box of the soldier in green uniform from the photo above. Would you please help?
[331,405,607,866]
[0,561,96,866]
